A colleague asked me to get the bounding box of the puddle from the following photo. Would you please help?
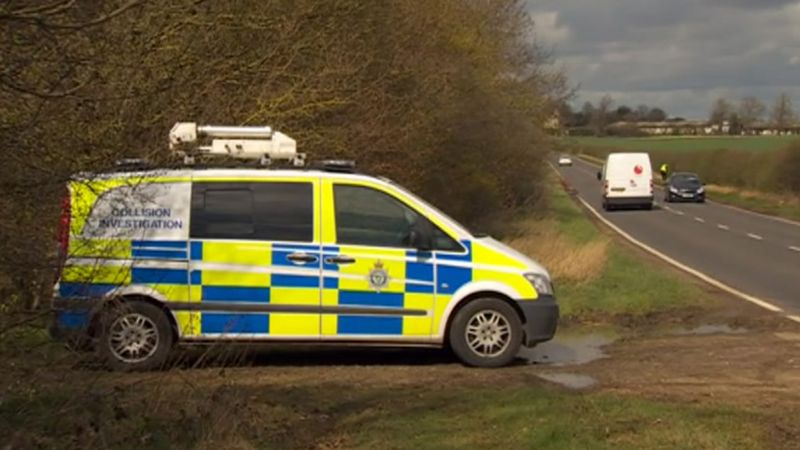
[519,333,615,366]
[671,324,748,336]
[537,372,597,390]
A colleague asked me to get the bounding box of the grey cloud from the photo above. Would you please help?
[527,0,800,117]
[707,0,797,9]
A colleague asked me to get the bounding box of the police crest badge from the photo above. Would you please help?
[368,260,389,291]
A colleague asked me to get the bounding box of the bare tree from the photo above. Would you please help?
[738,96,766,128]
[770,93,796,129]
[0,0,569,312]
[709,97,734,124]
[592,94,614,135]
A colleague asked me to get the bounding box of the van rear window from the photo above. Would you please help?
[191,182,313,242]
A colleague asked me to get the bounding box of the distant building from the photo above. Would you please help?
[543,112,563,136]
[745,122,800,136]
[577,120,800,137]
[606,120,709,136]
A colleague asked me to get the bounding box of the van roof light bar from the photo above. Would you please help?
[169,122,305,167]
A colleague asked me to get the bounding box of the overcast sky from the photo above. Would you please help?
[526,0,800,119]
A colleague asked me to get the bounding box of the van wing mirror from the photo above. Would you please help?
[596,170,602,181]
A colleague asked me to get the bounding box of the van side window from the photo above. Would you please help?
[333,184,461,251]
[433,227,463,252]
[199,187,254,238]
[191,182,313,242]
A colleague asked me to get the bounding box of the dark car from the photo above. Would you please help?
[664,172,705,203]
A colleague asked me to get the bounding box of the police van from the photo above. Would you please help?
[51,123,558,370]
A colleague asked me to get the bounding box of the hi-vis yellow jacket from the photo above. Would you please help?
[53,168,558,348]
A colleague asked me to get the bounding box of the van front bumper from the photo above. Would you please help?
[516,295,559,347]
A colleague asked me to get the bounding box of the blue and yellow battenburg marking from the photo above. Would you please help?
[57,237,537,338]
[58,239,193,330]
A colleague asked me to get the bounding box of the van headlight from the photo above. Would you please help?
[697,186,704,193]
[524,273,553,296]
[669,186,678,193]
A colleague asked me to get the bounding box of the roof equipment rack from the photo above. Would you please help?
[169,122,305,167]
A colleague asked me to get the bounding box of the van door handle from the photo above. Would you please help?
[287,252,318,264]
[325,255,356,265]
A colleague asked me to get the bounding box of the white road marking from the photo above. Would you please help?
[694,217,705,223]
[788,315,800,324]
[747,233,763,241]
[709,199,800,228]
[574,195,789,317]
[717,224,730,231]
[673,210,685,216]
[789,246,800,253]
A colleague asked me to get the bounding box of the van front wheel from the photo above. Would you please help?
[449,298,522,368]
[97,300,174,371]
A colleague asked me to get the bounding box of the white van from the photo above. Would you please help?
[597,152,654,210]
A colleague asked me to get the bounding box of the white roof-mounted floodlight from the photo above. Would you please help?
[169,122,305,166]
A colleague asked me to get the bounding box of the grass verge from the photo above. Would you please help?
[704,185,800,222]
[348,385,767,450]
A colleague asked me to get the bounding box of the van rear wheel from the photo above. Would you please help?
[449,298,522,368]
[97,300,174,371]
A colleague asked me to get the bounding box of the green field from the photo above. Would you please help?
[571,136,797,153]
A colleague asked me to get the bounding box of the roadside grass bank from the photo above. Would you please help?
[506,177,718,325]
[704,184,800,222]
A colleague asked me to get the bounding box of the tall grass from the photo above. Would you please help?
[506,219,609,283]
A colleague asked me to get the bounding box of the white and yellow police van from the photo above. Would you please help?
[51,123,558,370]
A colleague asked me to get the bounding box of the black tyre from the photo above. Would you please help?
[448,298,523,368]
[643,202,653,210]
[97,300,174,371]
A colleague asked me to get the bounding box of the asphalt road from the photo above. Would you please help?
[557,157,800,315]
